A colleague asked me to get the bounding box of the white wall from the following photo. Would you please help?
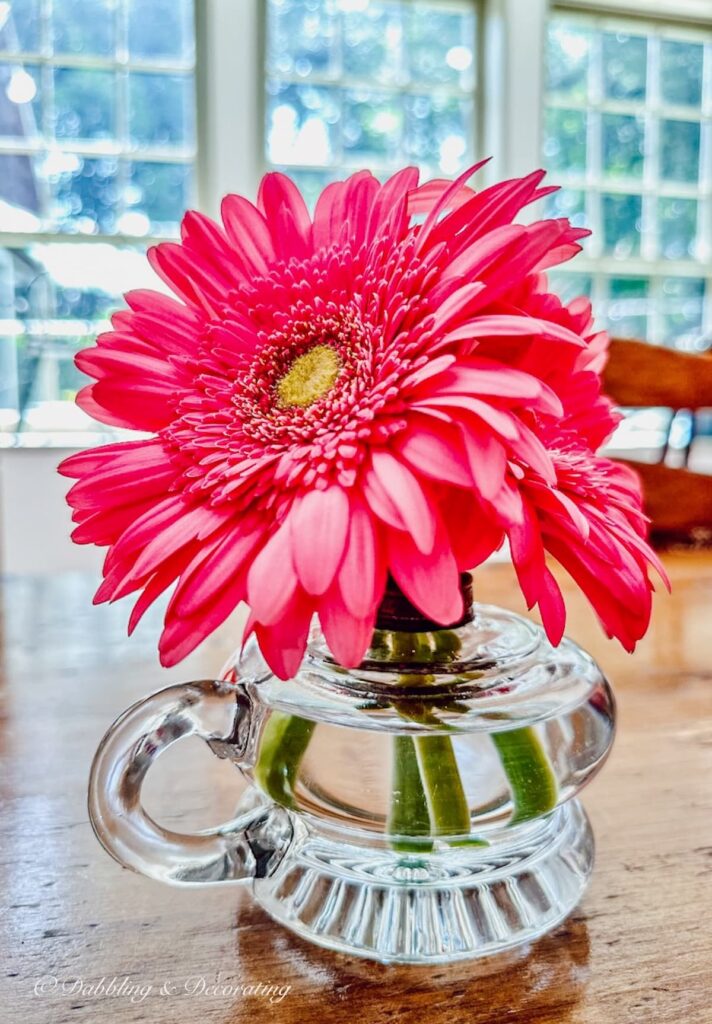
[0,448,103,573]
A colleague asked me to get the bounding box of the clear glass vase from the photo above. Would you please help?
[88,589,615,964]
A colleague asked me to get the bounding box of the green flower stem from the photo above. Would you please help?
[387,736,434,853]
[254,711,315,809]
[414,733,471,837]
[387,629,471,848]
[491,726,559,824]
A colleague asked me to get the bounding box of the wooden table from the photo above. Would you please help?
[2,553,711,1024]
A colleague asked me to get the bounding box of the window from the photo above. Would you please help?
[264,0,479,207]
[544,8,712,351]
[3,0,709,447]
[0,0,196,441]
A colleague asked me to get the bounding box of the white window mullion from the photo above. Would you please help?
[641,32,659,264]
[488,0,548,179]
[0,0,200,444]
[559,0,712,25]
[588,25,604,258]
[700,41,712,345]
[543,4,711,350]
[195,0,262,218]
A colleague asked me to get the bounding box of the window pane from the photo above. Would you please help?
[266,0,339,79]
[602,32,647,101]
[660,119,701,183]
[343,89,403,165]
[0,153,42,230]
[123,162,193,236]
[129,73,194,148]
[543,108,587,174]
[266,81,340,166]
[0,1,197,438]
[0,2,196,243]
[660,40,703,108]
[0,149,191,237]
[0,0,41,52]
[546,21,590,101]
[265,0,478,180]
[547,271,593,305]
[544,13,711,352]
[602,114,644,179]
[659,197,698,260]
[52,0,116,57]
[404,93,472,176]
[0,243,155,435]
[0,61,42,140]
[127,0,194,62]
[661,277,705,348]
[53,68,115,141]
[405,4,476,89]
[545,187,587,229]
[343,3,404,85]
[49,155,119,234]
[606,276,650,339]
[602,194,642,256]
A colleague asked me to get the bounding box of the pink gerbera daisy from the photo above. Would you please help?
[60,163,666,679]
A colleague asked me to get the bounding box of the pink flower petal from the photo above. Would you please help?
[370,450,437,555]
[254,591,314,680]
[407,176,477,216]
[416,158,491,253]
[220,193,275,273]
[362,467,408,532]
[427,361,544,402]
[171,519,266,618]
[290,485,350,596]
[441,489,505,569]
[337,498,386,619]
[365,166,420,243]
[459,423,507,502]
[319,582,376,668]
[387,520,463,625]
[257,172,312,259]
[538,568,566,645]
[60,162,665,670]
[246,520,300,626]
[395,418,472,488]
[128,549,195,635]
[86,377,179,432]
[159,568,248,667]
[417,394,519,440]
[444,314,585,350]
[58,438,160,479]
[428,170,547,252]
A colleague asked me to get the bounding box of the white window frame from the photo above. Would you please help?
[195,0,263,217]
[204,0,712,198]
[18,0,705,291]
[5,0,712,575]
[4,0,711,445]
[0,4,199,251]
[536,0,712,346]
[0,0,200,448]
[200,0,488,208]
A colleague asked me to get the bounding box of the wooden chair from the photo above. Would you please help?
[603,338,712,545]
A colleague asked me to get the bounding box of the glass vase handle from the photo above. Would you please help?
[87,679,293,885]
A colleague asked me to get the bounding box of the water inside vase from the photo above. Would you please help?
[247,696,613,843]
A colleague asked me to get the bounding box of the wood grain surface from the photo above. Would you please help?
[604,337,712,410]
[2,554,711,1024]
[621,461,712,543]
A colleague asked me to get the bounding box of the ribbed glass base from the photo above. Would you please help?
[252,797,594,964]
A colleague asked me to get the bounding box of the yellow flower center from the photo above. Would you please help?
[276,345,341,408]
